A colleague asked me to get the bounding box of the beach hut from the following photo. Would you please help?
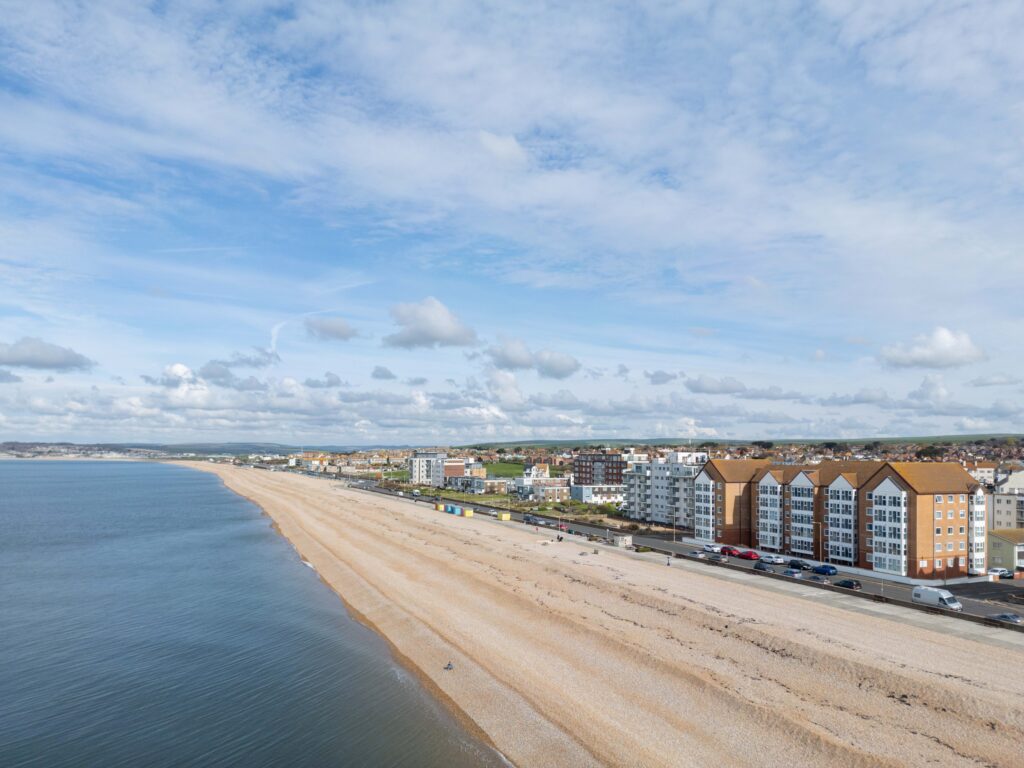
[453,506,463,516]
[435,503,445,512]
[496,512,511,521]
[462,508,474,518]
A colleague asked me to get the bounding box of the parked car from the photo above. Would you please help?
[808,575,831,584]
[690,550,707,559]
[761,554,786,565]
[782,568,803,578]
[987,568,1013,579]
[737,550,760,560]
[834,579,862,591]
[720,546,742,556]
[702,543,722,554]
[788,559,812,571]
[988,613,1023,624]
[813,564,838,576]
[708,553,729,563]
[753,561,773,572]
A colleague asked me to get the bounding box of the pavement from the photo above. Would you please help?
[346,481,1024,634]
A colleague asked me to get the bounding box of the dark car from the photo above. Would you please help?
[737,550,761,560]
[782,568,803,578]
[788,559,812,571]
[720,546,742,557]
[989,613,1023,625]
[812,564,838,576]
[753,561,772,572]
[835,579,862,591]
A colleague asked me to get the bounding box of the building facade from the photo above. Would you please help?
[408,451,447,487]
[570,484,625,505]
[991,491,1024,529]
[987,529,1024,573]
[573,453,627,486]
[624,451,708,526]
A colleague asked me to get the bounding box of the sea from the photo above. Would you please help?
[0,461,507,767]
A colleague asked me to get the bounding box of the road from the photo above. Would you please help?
[347,480,1023,628]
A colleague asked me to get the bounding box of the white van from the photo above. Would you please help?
[911,586,963,612]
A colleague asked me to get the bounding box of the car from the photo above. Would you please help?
[782,568,803,578]
[737,550,760,560]
[708,553,729,563]
[761,554,786,565]
[808,575,831,584]
[689,550,707,559]
[753,561,773,572]
[702,543,722,554]
[988,613,1023,625]
[987,567,1011,578]
[720,546,742,556]
[788,559,812,570]
[834,579,862,591]
[812,564,838,576]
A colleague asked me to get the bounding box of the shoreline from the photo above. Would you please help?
[173,462,1024,768]
[182,464,509,763]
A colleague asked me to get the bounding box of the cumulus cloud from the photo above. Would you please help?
[880,327,985,369]
[907,375,950,404]
[304,371,346,389]
[405,376,428,386]
[685,374,747,394]
[485,368,526,410]
[305,316,358,341]
[643,370,678,385]
[383,297,477,349]
[0,369,22,383]
[819,388,891,407]
[371,365,397,380]
[141,363,196,388]
[486,338,581,379]
[0,337,94,370]
[968,374,1020,387]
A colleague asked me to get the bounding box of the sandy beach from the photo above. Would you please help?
[182,463,1024,768]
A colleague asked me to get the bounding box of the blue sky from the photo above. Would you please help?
[1,1,1023,444]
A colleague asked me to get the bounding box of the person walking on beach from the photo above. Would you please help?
[444,661,454,671]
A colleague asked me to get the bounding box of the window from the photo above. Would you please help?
[935,495,943,503]
[959,510,965,518]
[959,526,965,534]
[947,527,953,535]
[958,557,966,567]
[948,510,954,519]
[867,492,873,501]
[935,559,942,569]
[935,527,942,535]
[959,542,965,550]
[935,510,942,519]
[947,557,954,567]
[946,543,954,551]
[959,495,965,502]
[919,560,928,569]
[935,543,942,552]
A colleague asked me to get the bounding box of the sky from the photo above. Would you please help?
[1,0,1023,446]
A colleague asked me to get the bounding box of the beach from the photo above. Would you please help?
[184,463,1024,768]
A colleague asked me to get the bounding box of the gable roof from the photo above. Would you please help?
[706,458,771,483]
[990,528,1024,545]
[882,462,979,494]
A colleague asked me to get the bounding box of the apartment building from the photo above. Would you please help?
[697,459,986,580]
[861,463,986,579]
[573,452,627,485]
[408,451,446,486]
[988,529,1024,573]
[990,490,1024,529]
[965,461,998,485]
[571,484,625,505]
[693,459,770,544]
[624,452,708,526]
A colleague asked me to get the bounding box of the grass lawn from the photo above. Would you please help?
[382,469,410,481]
[483,461,526,477]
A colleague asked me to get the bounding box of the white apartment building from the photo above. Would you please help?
[408,451,447,487]
[624,452,707,527]
[570,484,625,505]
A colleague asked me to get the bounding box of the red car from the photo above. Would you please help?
[720,546,742,557]
[737,550,760,560]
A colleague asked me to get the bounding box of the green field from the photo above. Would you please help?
[483,461,525,477]
[382,469,410,480]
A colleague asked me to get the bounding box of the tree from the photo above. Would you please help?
[753,440,774,450]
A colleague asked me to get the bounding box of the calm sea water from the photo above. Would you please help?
[0,461,506,768]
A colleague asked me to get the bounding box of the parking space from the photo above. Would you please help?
[949,580,1024,605]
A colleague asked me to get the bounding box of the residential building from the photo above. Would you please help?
[861,462,986,579]
[408,451,447,487]
[693,459,770,544]
[965,460,998,485]
[573,452,627,486]
[990,490,1024,529]
[570,484,625,505]
[514,464,569,501]
[624,451,708,526]
[987,529,1024,573]
[447,476,510,495]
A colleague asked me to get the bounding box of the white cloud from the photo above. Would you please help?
[968,373,1020,387]
[305,316,358,341]
[880,327,986,369]
[643,370,678,385]
[486,337,581,379]
[0,337,94,370]
[371,365,397,380]
[383,297,477,349]
[533,349,581,380]
[684,375,747,394]
[907,375,950,405]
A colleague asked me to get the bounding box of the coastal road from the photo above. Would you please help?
[350,480,1022,628]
